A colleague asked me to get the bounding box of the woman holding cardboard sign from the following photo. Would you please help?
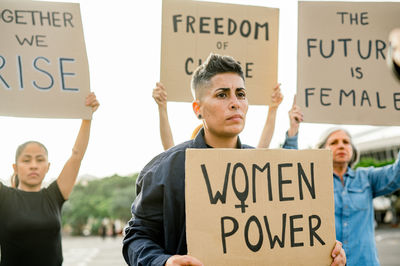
[314,128,400,266]
[152,81,288,150]
[0,92,99,265]
[123,54,345,266]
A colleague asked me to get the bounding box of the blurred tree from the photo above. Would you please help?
[354,157,395,169]
[62,173,138,235]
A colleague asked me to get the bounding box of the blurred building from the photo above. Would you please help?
[353,127,400,161]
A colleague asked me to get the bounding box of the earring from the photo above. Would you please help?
[198,114,202,119]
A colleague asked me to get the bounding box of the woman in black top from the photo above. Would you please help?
[0,92,99,266]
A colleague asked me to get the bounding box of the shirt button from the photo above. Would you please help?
[344,222,348,227]
[343,240,348,244]
[344,205,348,209]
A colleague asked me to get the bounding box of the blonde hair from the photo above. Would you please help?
[191,124,203,140]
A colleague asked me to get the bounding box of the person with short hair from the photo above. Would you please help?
[152,80,291,150]
[0,93,99,265]
[123,54,345,266]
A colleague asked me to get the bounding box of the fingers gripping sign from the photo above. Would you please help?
[152,82,168,108]
[270,83,283,109]
[166,255,204,266]
[288,95,304,137]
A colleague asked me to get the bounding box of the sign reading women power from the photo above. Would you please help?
[0,1,91,119]
[297,2,400,126]
[185,149,335,265]
[161,0,279,105]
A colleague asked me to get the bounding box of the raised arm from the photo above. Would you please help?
[153,82,174,150]
[366,150,400,198]
[282,96,303,150]
[257,84,283,148]
[57,92,99,200]
[287,95,303,137]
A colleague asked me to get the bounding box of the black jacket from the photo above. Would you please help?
[122,129,298,265]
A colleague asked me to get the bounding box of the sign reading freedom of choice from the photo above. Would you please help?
[185,149,335,265]
[0,1,91,119]
[161,0,279,105]
[297,2,400,126]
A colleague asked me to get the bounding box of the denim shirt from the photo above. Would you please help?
[334,155,400,266]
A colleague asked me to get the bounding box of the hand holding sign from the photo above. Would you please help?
[85,92,99,114]
[288,96,303,137]
[269,83,283,109]
[153,82,168,109]
[165,255,203,266]
[256,83,283,148]
[331,241,346,266]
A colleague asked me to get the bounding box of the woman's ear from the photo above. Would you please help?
[192,100,201,118]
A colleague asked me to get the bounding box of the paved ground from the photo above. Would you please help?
[62,236,125,266]
[61,227,400,265]
[375,226,400,266]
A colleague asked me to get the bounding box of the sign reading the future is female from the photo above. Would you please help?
[161,0,279,105]
[0,1,91,119]
[297,1,400,125]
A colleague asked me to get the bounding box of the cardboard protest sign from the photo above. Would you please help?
[297,2,400,126]
[0,1,91,119]
[161,0,279,105]
[185,149,335,265]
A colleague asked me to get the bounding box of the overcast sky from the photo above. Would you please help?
[1,0,399,185]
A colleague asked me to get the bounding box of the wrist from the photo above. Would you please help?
[287,127,298,137]
[158,104,167,112]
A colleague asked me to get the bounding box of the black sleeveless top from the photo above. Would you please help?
[0,181,65,266]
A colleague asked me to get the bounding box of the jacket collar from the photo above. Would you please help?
[333,166,355,180]
[193,128,243,148]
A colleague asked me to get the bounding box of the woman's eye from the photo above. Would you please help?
[237,92,246,98]
[329,140,337,145]
[217,93,226,98]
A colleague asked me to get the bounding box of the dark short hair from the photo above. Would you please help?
[191,53,245,100]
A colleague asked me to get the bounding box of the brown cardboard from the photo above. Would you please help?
[0,1,91,119]
[185,149,335,265]
[161,0,279,105]
[297,1,400,126]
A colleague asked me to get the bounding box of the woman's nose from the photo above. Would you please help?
[230,95,239,110]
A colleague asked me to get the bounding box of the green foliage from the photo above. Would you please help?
[354,157,395,169]
[62,173,138,235]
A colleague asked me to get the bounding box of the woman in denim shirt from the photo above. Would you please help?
[316,128,400,266]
